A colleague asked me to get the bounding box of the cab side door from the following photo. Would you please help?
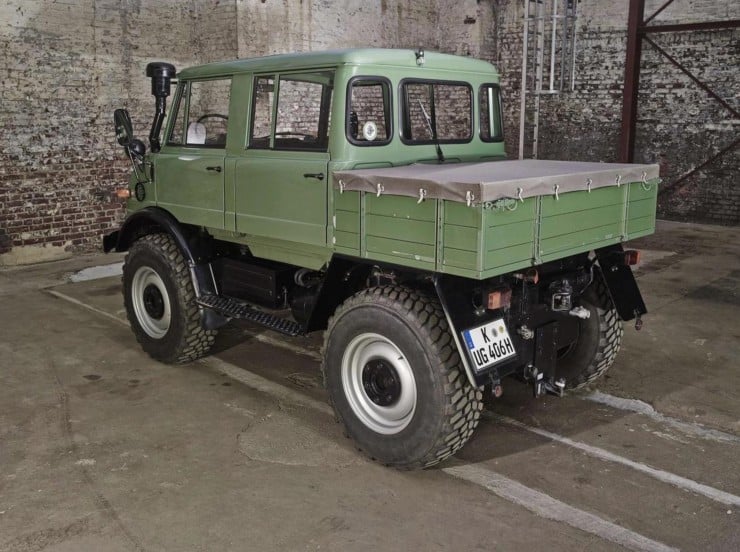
[156,78,232,229]
[234,71,333,247]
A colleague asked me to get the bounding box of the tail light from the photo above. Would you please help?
[488,288,512,311]
[624,249,641,266]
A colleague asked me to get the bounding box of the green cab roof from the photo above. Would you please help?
[176,48,498,79]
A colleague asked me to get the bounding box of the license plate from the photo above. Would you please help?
[462,319,516,372]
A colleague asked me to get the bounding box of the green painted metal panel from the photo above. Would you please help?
[628,197,658,220]
[334,230,360,249]
[627,216,655,236]
[366,214,436,245]
[539,236,622,264]
[444,201,480,228]
[540,204,624,240]
[366,235,436,264]
[208,229,332,270]
[365,194,437,221]
[540,222,623,256]
[487,219,536,249]
[540,186,626,216]
[444,225,478,251]
[443,247,478,270]
[628,180,659,202]
[179,49,500,81]
[235,152,328,246]
[334,190,360,212]
[485,242,533,268]
[484,198,537,227]
[335,211,359,233]
[155,151,226,229]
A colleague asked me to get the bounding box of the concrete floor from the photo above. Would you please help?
[0,220,738,552]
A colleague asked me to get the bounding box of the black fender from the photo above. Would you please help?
[594,243,647,321]
[103,207,228,331]
[304,255,373,333]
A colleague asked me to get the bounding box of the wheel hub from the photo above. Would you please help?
[130,265,171,339]
[142,284,165,319]
[362,359,401,406]
[341,332,417,435]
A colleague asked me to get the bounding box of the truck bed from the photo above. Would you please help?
[331,160,660,279]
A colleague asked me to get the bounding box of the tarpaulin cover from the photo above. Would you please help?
[333,159,660,204]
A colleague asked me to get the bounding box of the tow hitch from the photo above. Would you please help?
[527,364,566,398]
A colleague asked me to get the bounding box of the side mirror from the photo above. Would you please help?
[114,108,134,147]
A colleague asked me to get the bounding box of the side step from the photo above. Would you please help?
[197,294,304,337]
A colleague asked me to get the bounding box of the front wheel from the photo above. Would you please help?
[123,233,216,363]
[322,286,483,469]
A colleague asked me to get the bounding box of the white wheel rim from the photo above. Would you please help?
[131,266,171,339]
[341,332,417,435]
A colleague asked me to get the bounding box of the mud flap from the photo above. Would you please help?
[595,244,647,322]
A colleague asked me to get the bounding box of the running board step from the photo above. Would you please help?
[197,294,303,336]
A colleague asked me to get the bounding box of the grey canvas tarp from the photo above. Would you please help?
[333,159,660,205]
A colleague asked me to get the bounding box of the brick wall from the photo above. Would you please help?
[493,0,739,225]
[0,0,488,261]
[0,0,735,263]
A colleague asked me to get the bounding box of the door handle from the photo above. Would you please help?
[206,166,222,173]
[303,172,324,181]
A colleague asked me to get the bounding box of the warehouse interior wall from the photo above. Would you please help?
[0,0,736,264]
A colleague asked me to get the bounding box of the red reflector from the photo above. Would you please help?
[624,249,641,266]
[488,289,512,310]
[115,188,131,199]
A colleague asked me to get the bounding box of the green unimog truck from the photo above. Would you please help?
[105,48,658,469]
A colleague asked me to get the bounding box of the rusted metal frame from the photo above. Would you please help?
[643,0,676,25]
[660,136,740,192]
[643,36,740,120]
[641,20,740,33]
[618,0,645,162]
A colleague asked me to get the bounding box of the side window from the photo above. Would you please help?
[250,71,334,151]
[347,78,391,145]
[167,83,187,145]
[402,81,473,143]
[250,75,275,149]
[167,78,231,148]
[480,84,503,142]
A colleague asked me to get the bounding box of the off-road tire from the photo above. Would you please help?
[558,272,623,390]
[322,286,483,469]
[123,233,216,363]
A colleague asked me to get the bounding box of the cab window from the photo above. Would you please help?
[480,84,504,142]
[250,71,335,151]
[346,78,391,146]
[167,78,231,148]
[401,80,472,144]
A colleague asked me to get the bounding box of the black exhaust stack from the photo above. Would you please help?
[145,62,176,153]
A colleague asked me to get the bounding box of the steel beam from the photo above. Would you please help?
[619,0,645,163]
[641,20,740,34]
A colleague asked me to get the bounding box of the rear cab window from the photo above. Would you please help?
[346,77,392,145]
[479,84,504,142]
[249,71,335,151]
[400,80,473,144]
[167,78,232,148]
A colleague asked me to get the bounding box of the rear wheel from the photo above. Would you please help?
[322,286,483,469]
[558,273,623,389]
[123,233,216,363]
